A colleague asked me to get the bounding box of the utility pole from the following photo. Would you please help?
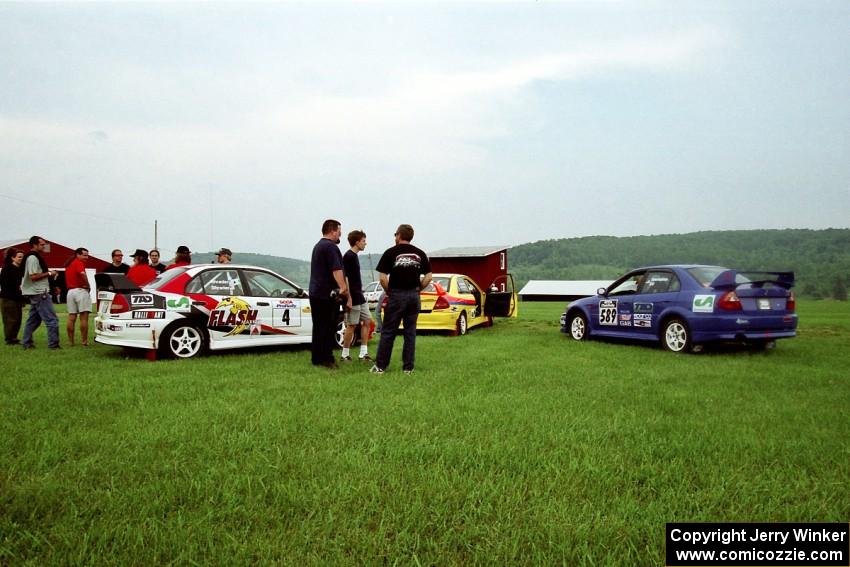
[154,220,158,250]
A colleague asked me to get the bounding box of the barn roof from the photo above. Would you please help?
[0,238,29,249]
[519,280,612,297]
[429,246,508,258]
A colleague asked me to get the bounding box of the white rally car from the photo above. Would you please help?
[95,264,321,359]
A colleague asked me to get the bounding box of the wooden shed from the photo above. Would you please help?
[428,246,510,291]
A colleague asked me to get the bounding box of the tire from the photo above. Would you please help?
[336,321,346,348]
[662,318,691,353]
[568,312,588,341]
[753,339,777,352]
[456,311,468,336]
[336,321,361,348]
[160,323,205,359]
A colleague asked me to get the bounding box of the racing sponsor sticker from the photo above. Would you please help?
[208,297,258,337]
[599,299,618,326]
[693,294,715,313]
[128,323,151,328]
[274,299,298,309]
[130,294,154,307]
[167,297,192,311]
[634,302,653,314]
[634,313,652,328]
[619,313,632,327]
[132,311,165,319]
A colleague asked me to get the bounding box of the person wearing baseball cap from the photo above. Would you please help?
[215,248,232,264]
[127,249,157,287]
[166,246,192,271]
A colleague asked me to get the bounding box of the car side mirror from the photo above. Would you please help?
[298,289,308,299]
[597,287,607,296]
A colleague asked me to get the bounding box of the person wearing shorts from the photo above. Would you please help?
[341,230,372,362]
[64,247,92,346]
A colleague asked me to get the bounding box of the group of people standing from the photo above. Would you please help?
[309,220,431,374]
[0,238,234,349]
[1,236,67,349]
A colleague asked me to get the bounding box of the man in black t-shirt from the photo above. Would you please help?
[371,224,432,374]
[309,219,348,369]
[99,249,130,275]
[341,230,372,362]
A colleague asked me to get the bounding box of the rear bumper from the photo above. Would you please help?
[416,310,462,331]
[689,313,798,343]
[94,316,159,350]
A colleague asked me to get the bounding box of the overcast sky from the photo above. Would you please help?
[2,1,849,262]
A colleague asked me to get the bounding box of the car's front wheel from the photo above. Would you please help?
[160,323,205,359]
[569,313,588,341]
[662,318,691,353]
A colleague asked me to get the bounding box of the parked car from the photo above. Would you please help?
[94,264,371,359]
[560,265,797,352]
[363,281,383,308]
[377,273,517,336]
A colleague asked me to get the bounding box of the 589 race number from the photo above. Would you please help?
[599,300,618,326]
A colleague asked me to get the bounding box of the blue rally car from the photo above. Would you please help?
[560,265,798,353]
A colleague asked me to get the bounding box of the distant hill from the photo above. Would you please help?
[200,251,385,289]
[509,229,850,299]
[200,252,312,288]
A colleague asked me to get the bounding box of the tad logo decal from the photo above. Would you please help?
[693,295,715,313]
[208,297,259,337]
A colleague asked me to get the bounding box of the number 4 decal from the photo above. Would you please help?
[273,307,301,328]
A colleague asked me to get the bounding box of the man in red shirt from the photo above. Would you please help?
[65,247,91,346]
[165,245,192,270]
[127,249,158,287]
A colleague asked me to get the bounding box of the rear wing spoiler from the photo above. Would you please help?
[94,272,142,293]
[709,270,795,290]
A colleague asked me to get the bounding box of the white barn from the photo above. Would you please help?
[519,280,612,302]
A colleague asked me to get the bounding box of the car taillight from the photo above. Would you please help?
[110,294,129,314]
[717,291,742,311]
[433,295,450,310]
[786,292,796,312]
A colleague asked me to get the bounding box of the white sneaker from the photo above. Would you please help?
[369,365,385,374]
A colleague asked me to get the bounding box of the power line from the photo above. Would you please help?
[0,192,151,227]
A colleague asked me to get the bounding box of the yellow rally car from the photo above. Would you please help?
[379,273,518,336]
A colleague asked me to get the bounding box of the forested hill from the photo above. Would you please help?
[509,229,850,299]
[200,252,311,287]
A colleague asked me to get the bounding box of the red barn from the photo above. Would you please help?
[0,237,110,271]
[1,237,111,302]
[428,246,510,291]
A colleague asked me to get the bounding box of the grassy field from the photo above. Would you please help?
[2,300,848,565]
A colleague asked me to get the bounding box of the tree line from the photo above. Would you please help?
[508,229,850,300]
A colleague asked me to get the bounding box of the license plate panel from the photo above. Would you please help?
[757,298,771,310]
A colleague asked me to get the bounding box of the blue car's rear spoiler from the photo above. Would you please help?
[709,270,795,290]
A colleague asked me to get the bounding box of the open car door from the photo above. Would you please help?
[485,274,518,318]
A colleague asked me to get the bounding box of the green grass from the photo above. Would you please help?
[2,301,849,565]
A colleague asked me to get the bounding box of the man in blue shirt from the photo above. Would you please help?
[309,219,348,369]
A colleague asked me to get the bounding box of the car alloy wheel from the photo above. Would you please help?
[163,324,204,359]
[663,319,690,353]
[569,314,588,341]
[456,312,468,336]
